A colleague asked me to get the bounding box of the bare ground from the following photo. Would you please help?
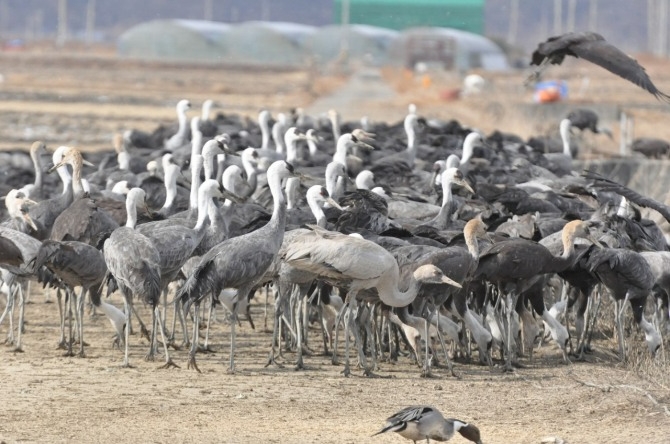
[0,47,670,443]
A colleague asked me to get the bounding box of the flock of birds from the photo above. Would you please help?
[1,31,670,443]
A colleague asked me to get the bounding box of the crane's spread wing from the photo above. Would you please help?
[583,170,670,224]
[569,38,670,102]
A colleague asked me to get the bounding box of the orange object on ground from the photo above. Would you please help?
[536,86,561,103]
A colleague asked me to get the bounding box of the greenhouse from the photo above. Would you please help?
[305,24,399,66]
[390,27,509,71]
[117,20,232,63]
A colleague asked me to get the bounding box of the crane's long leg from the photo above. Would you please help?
[342,296,356,377]
[77,286,86,357]
[616,294,630,361]
[332,290,350,366]
[263,285,270,333]
[14,283,26,353]
[504,290,519,372]
[122,294,132,368]
[187,301,201,372]
[228,301,238,374]
[295,288,305,370]
[145,302,158,361]
[201,293,217,353]
[0,285,12,327]
[156,306,179,369]
[64,288,75,357]
[54,288,67,349]
[266,282,284,368]
[128,300,150,341]
[363,305,380,376]
[161,288,169,337]
[177,298,189,348]
[4,284,16,346]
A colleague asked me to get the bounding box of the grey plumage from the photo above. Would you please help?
[31,240,116,356]
[373,406,483,444]
[177,160,296,372]
[103,226,163,367]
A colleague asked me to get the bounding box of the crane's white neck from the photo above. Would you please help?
[162,167,178,210]
[333,135,349,168]
[560,119,572,158]
[189,155,204,210]
[191,130,203,158]
[125,192,141,228]
[330,112,341,141]
[325,162,344,198]
[175,106,189,140]
[193,183,213,231]
[31,147,43,189]
[334,176,346,201]
[461,133,478,165]
[241,152,258,199]
[117,151,130,171]
[441,177,454,208]
[203,151,216,180]
[307,136,318,156]
[285,134,299,163]
[404,115,417,165]
[259,112,271,150]
[201,101,213,121]
[307,191,327,228]
[272,122,285,154]
[285,177,300,210]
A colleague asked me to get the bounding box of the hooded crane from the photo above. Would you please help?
[581,246,661,359]
[529,32,670,102]
[176,160,297,373]
[373,406,483,444]
[473,220,598,371]
[48,148,119,246]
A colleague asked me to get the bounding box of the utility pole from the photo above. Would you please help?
[659,0,669,56]
[553,0,562,35]
[204,0,213,21]
[507,0,519,45]
[85,0,96,45]
[588,0,598,31]
[340,0,350,55]
[57,0,67,46]
[0,0,8,39]
[567,0,577,32]
[648,0,656,53]
[261,0,270,21]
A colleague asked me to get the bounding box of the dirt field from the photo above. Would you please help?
[1,47,670,443]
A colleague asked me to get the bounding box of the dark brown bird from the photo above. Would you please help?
[0,234,23,268]
[529,32,670,102]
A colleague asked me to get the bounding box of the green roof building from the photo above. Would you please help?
[333,0,484,34]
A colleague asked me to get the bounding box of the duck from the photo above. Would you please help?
[374,406,483,443]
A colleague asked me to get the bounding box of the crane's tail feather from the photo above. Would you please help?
[175,257,217,305]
